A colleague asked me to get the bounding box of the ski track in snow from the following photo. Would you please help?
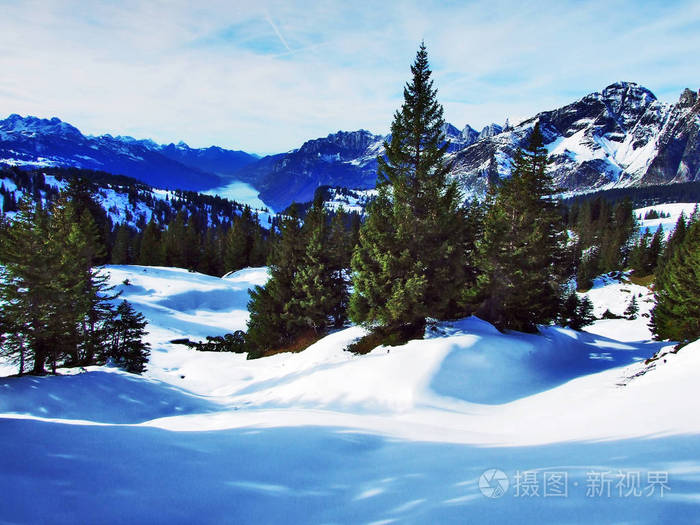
[1,265,699,523]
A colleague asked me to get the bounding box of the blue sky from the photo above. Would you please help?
[0,0,698,154]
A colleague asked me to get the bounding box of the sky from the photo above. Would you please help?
[0,0,698,155]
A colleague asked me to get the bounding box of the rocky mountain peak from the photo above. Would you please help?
[478,123,503,141]
[461,125,479,143]
[0,114,82,139]
[441,123,461,138]
[298,130,382,157]
[679,88,699,108]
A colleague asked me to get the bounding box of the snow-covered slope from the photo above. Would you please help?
[635,202,699,237]
[1,266,698,523]
[322,187,377,215]
[0,167,275,230]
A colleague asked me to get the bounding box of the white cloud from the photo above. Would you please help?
[0,0,697,154]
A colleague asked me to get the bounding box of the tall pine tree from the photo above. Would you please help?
[0,198,58,374]
[286,196,350,336]
[350,42,465,338]
[245,206,306,356]
[473,124,569,332]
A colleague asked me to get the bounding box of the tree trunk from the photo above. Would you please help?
[32,343,46,375]
[19,343,25,375]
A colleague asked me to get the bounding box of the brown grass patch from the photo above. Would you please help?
[626,272,655,288]
[258,330,324,358]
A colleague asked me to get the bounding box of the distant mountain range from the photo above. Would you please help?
[1,81,698,210]
[242,82,699,209]
[0,115,257,191]
[451,82,700,198]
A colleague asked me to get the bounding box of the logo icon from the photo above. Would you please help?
[479,469,509,498]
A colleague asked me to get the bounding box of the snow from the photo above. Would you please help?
[0,156,57,168]
[635,202,699,238]
[580,272,656,341]
[0,265,698,523]
[324,188,377,214]
[0,173,260,230]
[43,174,68,192]
[547,129,608,164]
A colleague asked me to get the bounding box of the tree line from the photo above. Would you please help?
[651,209,700,346]
[0,182,150,375]
[560,179,700,210]
[112,205,270,276]
[0,165,278,277]
[244,44,596,356]
[242,44,699,356]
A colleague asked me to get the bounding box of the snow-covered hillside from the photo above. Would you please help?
[1,266,698,523]
[0,168,275,230]
[323,187,377,215]
[635,202,699,237]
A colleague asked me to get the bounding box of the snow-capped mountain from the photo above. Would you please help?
[451,82,700,197]
[238,82,700,209]
[2,82,698,211]
[233,129,385,211]
[123,138,258,179]
[0,114,257,191]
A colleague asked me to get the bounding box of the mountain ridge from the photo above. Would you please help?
[234,82,700,209]
[0,114,258,191]
[1,81,698,210]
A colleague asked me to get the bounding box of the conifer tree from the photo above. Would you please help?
[455,199,485,315]
[473,124,569,332]
[199,228,224,276]
[624,295,639,320]
[656,213,687,279]
[0,192,132,374]
[286,197,350,335]
[64,177,111,264]
[0,199,57,373]
[350,42,465,337]
[246,206,306,356]
[651,210,700,345]
[648,225,664,272]
[629,228,651,274]
[163,210,187,267]
[47,196,119,367]
[576,245,600,290]
[104,300,150,374]
[286,196,333,334]
[250,228,269,267]
[598,200,636,273]
[326,208,352,327]
[225,207,255,272]
[629,224,664,276]
[112,223,132,265]
[559,292,596,330]
[138,219,163,266]
[183,214,201,270]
